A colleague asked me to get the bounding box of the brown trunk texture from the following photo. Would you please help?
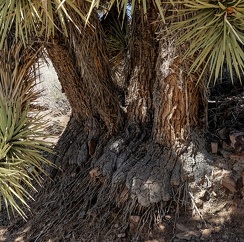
[23,3,214,241]
[153,54,206,148]
[47,1,123,133]
[47,0,212,209]
[126,3,158,125]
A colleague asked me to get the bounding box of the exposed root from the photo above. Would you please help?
[189,192,208,228]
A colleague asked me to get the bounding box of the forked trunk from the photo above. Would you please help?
[26,2,214,240]
[47,0,212,216]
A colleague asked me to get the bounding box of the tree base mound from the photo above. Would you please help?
[2,85,244,241]
[3,149,243,241]
[3,127,241,242]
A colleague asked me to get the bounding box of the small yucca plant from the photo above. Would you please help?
[0,42,53,219]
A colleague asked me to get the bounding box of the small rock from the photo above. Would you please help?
[229,131,244,152]
[211,142,218,154]
[89,167,101,178]
[114,223,119,228]
[71,172,77,177]
[220,149,231,159]
[212,191,217,197]
[117,233,126,238]
[213,226,221,233]
[218,127,228,140]
[196,223,202,229]
[195,198,203,208]
[129,215,140,224]
[229,132,242,147]
[201,228,212,239]
[158,223,165,231]
[165,215,172,220]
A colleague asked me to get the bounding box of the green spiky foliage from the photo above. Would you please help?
[168,0,244,84]
[0,0,166,49]
[87,0,244,84]
[0,42,54,219]
[100,5,129,73]
[0,0,87,49]
[1,0,243,83]
[86,0,166,23]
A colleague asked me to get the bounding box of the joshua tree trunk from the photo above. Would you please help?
[27,1,213,240]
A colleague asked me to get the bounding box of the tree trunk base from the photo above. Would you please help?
[7,121,214,241]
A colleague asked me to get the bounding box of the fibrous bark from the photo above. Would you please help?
[30,1,214,240]
[47,1,123,133]
[47,0,213,212]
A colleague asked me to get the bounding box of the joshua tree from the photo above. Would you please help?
[0,0,243,240]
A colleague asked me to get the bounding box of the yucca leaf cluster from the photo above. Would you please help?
[169,0,244,83]
[0,0,86,49]
[0,43,53,218]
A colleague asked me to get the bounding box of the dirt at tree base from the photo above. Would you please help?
[1,136,243,241]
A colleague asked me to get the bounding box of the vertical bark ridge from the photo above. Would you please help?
[47,1,123,133]
[126,2,158,125]
[153,44,206,148]
[46,40,90,120]
[67,1,123,133]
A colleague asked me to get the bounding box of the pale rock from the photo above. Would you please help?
[195,198,203,209]
[164,215,172,220]
[129,215,140,224]
[89,167,101,178]
[201,228,212,239]
[117,233,126,238]
[158,223,165,231]
[211,142,218,154]
[212,191,217,197]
